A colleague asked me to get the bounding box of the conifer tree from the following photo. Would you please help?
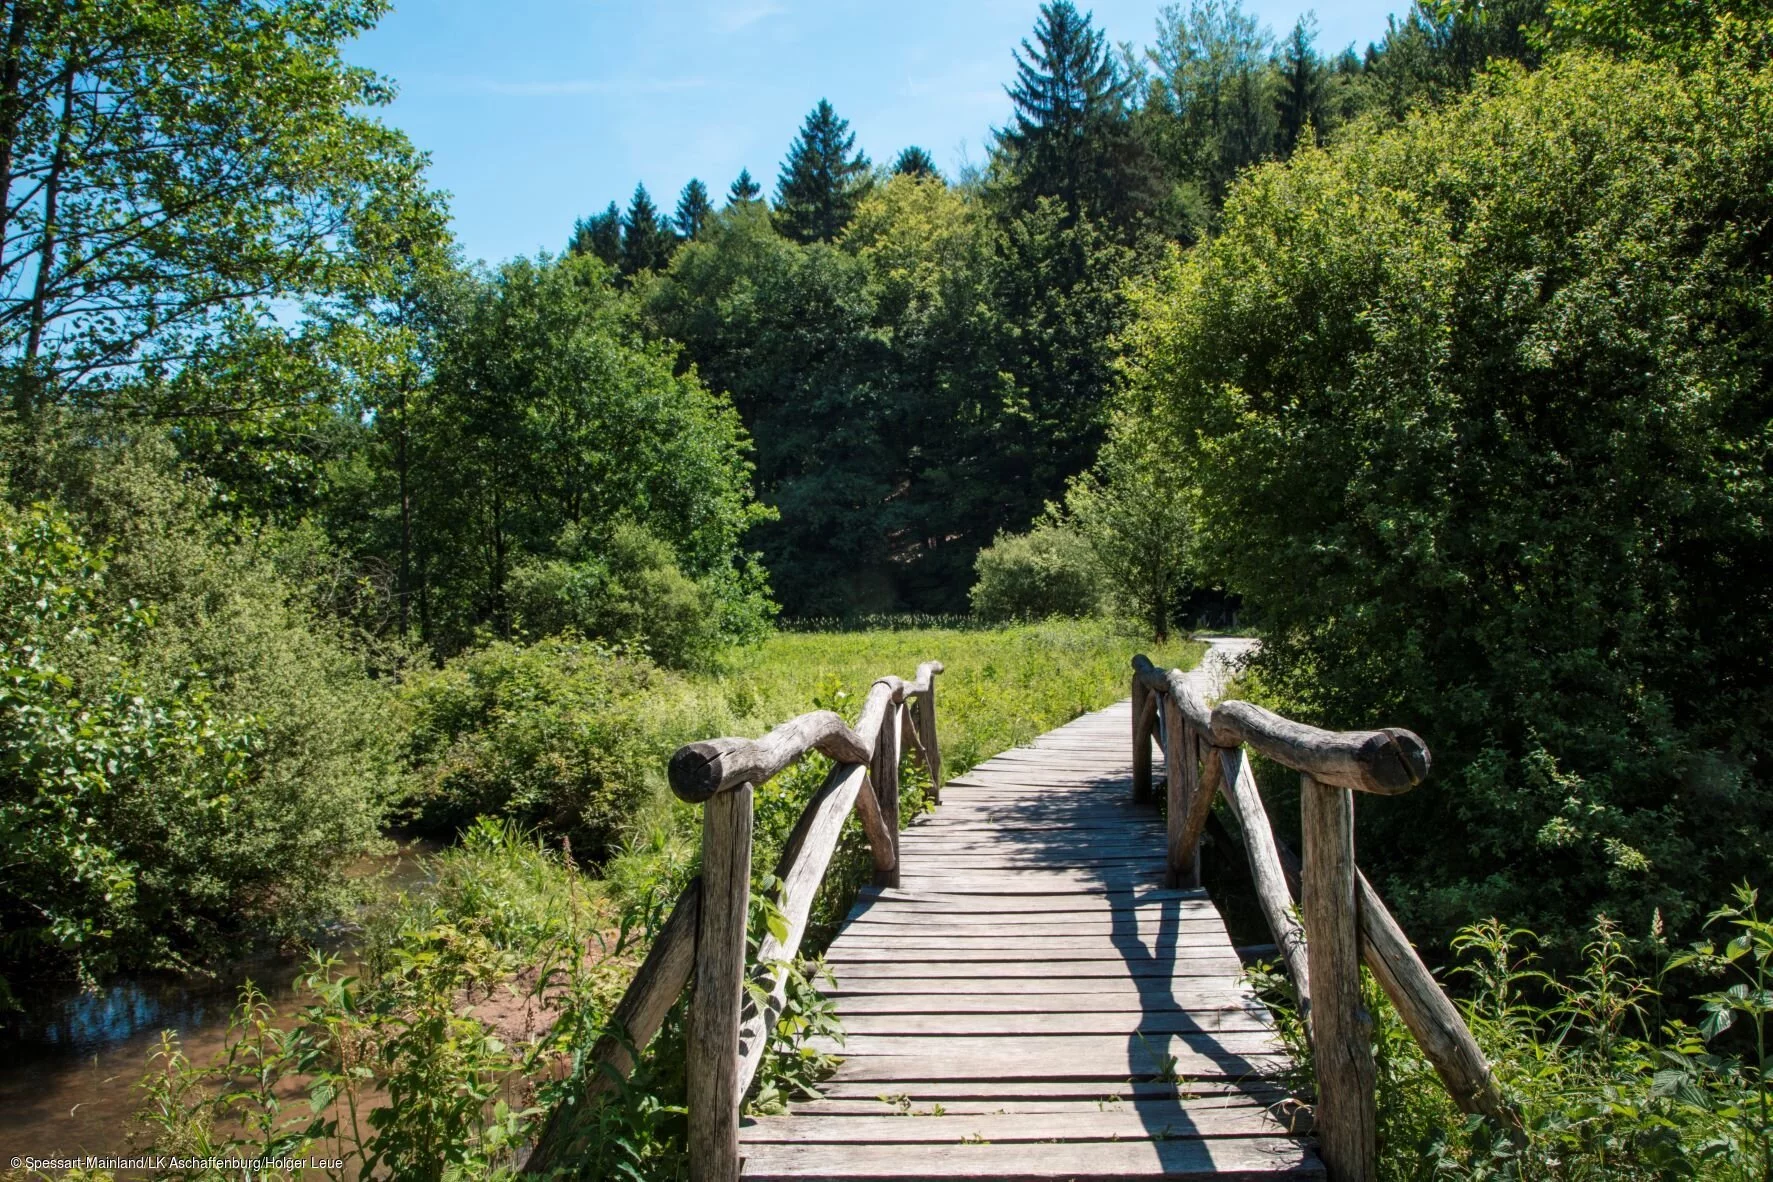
[674,179,714,239]
[727,167,762,206]
[997,1,1128,212]
[1276,16,1326,153]
[620,183,675,276]
[773,99,872,243]
[569,202,622,266]
[893,145,942,180]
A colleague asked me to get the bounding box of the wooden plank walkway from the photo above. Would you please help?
[740,643,1323,1180]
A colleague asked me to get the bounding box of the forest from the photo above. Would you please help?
[0,0,1769,1177]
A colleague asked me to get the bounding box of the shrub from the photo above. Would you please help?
[0,447,392,991]
[508,520,727,669]
[1124,51,1773,950]
[1253,889,1773,1180]
[968,518,1102,621]
[395,636,702,861]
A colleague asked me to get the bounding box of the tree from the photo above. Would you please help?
[674,178,713,239]
[619,183,675,276]
[727,167,762,206]
[569,202,622,266]
[996,1,1130,214]
[1123,53,1773,948]
[1275,16,1327,153]
[1144,0,1279,207]
[1063,418,1190,640]
[893,145,942,179]
[418,254,770,651]
[773,99,872,244]
[0,0,445,419]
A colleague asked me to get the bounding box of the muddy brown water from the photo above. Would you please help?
[0,842,435,1173]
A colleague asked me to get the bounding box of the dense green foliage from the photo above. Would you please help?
[970,519,1102,622]
[0,448,390,992]
[384,253,772,658]
[1254,888,1773,1179]
[1124,47,1773,948]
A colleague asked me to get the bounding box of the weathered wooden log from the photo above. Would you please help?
[1208,700,1429,796]
[1355,871,1519,1133]
[1163,668,1215,734]
[669,713,869,803]
[1301,773,1376,1182]
[522,882,700,1175]
[1215,745,1311,1009]
[1174,726,1221,886]
[1130,653,1170,695]
[1163,699,1197,889]
[1132,681,1159,804]
[871,703,903,888]
[734,761,871,1100]
[909,695,942,804]
[687,783,753,1182]
[904,659,945,696]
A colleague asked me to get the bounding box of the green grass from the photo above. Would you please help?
[711,618,1205,777]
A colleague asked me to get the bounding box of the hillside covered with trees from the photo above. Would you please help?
[1,0,1771,1176]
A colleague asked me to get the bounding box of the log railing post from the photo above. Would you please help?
[1163,696,1198,888]
[687,783,753,1182]
[1301,772,1376,1182]
[1132,679,1157,804]
[913,685,942,804]
[871,704,902,888]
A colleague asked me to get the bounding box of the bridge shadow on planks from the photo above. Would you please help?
[737,686,1323,1180]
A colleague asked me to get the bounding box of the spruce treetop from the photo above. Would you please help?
[727,167,763,205]
[621,183,676,275]
[893,145,943,180]
[675,178,714,239]
[773,98,872,243]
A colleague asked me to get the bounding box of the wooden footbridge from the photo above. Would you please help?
[526,640,1519,1182]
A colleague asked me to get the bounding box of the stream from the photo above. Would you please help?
[0,842,434,1171]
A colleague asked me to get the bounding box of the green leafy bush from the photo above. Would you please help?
[0,447,391,991]
[508,520,727,669]
[1124,50,1773,949]
[395,637,701,860]
[968,519,1102,621]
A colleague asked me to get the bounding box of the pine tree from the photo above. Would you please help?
[727,167,762,206]
[569,202,622,267]
[674,179,714,239]
[620,183,675,276]
[773,99,873,244]
[997,1,1128,211]
[893,145,942,180]
[1276,16,1326,153]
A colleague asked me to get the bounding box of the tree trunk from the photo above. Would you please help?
[25,62,73,366]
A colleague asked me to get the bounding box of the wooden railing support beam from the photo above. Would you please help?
[1131,677,1158,804]
[1301,773,1376,1182]
[871,703,902,887]
[687,783,753,1182]
[1163,698,1199,888]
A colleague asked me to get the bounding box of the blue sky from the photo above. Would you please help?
[351,0,1408,267]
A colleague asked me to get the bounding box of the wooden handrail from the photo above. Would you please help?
[524,662,944,1181]
[1130,653,1517,1182]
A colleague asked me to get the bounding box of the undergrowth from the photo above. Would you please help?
[74,619,1196,1180]
[1251,885,1773,1181]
